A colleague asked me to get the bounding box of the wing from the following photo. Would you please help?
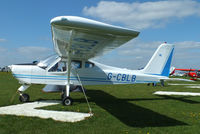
[175,69,198,72]
[51,16,139,60]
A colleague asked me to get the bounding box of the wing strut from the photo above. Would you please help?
[75,70,92,114]
[62,30,75,106]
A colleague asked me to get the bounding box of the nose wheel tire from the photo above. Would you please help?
[62,97,73,106]
[19,93,30,102]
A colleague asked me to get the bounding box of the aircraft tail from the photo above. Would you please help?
[170,66,176,75]
[141,43,175,77]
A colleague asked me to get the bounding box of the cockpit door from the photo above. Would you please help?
[45,58,67,85]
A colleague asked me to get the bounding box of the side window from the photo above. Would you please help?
[49,61,66,72]
[72,60,82,69]
[85,61,94,68]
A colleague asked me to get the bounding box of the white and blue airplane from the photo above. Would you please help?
[9,16,174,106]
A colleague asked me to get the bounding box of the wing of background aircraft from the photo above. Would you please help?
[50,16,139,60]
[175,69,199,71]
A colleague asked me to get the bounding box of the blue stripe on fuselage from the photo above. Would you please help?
[13,74,157,84]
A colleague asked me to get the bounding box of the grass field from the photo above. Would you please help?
[0,72,200,134]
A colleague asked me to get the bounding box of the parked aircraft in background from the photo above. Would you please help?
[170,67,176,75]
[174,68,200,80]
[0,66,10,72]
[8,16,174,106]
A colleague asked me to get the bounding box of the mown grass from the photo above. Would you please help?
[0,72,200,134]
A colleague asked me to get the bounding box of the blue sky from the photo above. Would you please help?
[0,0,200,69]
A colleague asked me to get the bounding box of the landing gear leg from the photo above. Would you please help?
[61,91,65,100]
[152,82,157,86]
[160,80,164,87]
[61,30,74,106]
[62,84,73,106]
[18,84,30,103]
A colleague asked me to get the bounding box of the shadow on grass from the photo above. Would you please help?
[160,95,200,104]
[85,90,187,128]
[119,96,200,104]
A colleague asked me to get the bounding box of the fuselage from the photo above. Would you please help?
[10,56,167,86]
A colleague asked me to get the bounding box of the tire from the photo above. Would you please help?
[62,97,73,106]
[19,93,30,102]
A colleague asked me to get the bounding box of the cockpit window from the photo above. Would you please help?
[48,61,66,72]
[85,61,94,68]
[38,55,59,68]
[47,59,82,72]
[72,60,82,69]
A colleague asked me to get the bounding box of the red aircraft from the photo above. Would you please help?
[175,68,200,80]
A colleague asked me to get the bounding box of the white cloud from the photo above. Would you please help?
[0,38,7,42]
[17,46,51,57]
[83,0,200,30]
[175,41,200,48]
[0,46,7,52]
[0,46,54,67]
[0,42,199,70]
[94,40,200,69]
[16,46,53,62]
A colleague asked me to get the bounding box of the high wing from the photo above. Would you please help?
[50,16,139,60]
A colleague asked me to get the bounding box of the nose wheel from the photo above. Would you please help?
[19,93,30,102]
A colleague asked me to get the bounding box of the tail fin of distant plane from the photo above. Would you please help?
[141,43,175,77]
[170,66,176,75]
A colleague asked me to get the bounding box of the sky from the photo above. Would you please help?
[0,0,199,69]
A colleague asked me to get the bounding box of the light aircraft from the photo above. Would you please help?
[174,68,200,80]
[9,16,174,106]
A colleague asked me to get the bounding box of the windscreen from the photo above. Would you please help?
[37,54,59,68]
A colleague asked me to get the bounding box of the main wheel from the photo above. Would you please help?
[62,97,73,106]
[19,93,30,102]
